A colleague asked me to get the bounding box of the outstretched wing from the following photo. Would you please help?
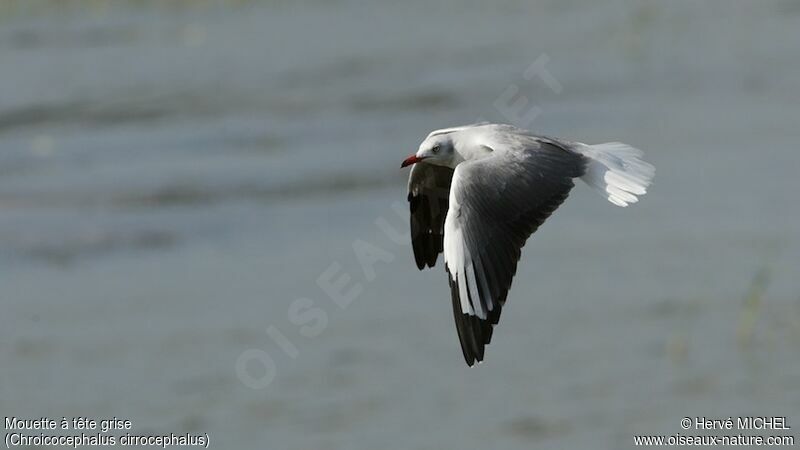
[407,163,455,269]
[444,140,585,365]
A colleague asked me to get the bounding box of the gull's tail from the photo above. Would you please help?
[576,142,655,207]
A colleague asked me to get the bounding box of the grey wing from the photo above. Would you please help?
[444,141,586,366]
[407,163,455,269]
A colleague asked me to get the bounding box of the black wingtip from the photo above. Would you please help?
[447,268,500,367]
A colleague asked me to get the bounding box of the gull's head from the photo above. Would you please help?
[401,133,455,169]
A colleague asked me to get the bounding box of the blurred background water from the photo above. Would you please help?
[1,0,798,449]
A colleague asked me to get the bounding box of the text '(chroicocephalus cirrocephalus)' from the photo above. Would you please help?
[401,123,655,366]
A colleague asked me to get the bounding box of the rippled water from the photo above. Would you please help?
[1,1,799,449]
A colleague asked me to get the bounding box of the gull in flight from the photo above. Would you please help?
[401,123,654,366]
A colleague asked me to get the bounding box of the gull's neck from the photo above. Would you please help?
[450,131,494,167]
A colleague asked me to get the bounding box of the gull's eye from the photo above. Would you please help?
[431,145,440,154]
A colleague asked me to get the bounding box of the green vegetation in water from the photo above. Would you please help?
[736,265,772,349]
